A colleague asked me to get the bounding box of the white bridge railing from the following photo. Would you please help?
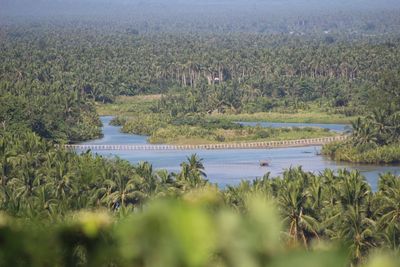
[64,136,348,151]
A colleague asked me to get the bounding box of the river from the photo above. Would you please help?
[80,116,400,190]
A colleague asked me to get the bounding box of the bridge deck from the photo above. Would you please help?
[65,136,347,151]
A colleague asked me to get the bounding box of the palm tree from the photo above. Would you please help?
[31,185,59,218]
[322,170,376,264]
[136,161,158,195]
[186,154,207,178]
[224,183,248,211]
[320,169,339,207]
[102,172,144,209]
[177,154,208,189]
[151,169,179,197]
[0,135,18,187]
[328,205,377,265]
[0,135,19,208]
[278,168,321,248]
[374,173,400,251]
[46,160,75,201]
[350,117,377,147]
[337,170,371,210]
[10,158,42,200]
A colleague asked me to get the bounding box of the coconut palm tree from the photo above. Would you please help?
[329,205,377,265]
[350,118,378,147]
[186,154,207,178]
[177,154,208,189]
[374,173,400,251]
[102,172,144,209]
[278,168,321,248]
[337,170,371,210]
[136,161,158,195]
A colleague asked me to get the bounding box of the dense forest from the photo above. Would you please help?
[2,24,400,112]
[2,23,400,143]
[1,131,400,266]
[3,0,400,34]
[1,0,400,265]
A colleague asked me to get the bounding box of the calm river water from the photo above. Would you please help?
[80,116,400,190]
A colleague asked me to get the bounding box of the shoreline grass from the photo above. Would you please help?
[209,112,355,124]
[97,96,355,124]
[149,131,337,145]
[322,142,400,164]
[140,123,337,145]
[97,96,349,146]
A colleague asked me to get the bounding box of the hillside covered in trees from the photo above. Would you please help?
[1,1,400,140]
[1,0,400,266]
[2,22,400,143]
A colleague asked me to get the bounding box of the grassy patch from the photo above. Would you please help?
[210,112,355,124]
[96,95,160,116]
[144,122,336,145]
[98,96,355,124]
[322,142,400,164]
[98,96,345,145]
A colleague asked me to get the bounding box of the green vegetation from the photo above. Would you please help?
[149,125,334,145]
[2,19,399,144]
[210,111,355,124]
[112,114,335,145]
[323,142,400,164]
[0,91,101,143]
[99,95,353,126]
[97,95,161,116]
[96,96,342,145]
[2,3,400,265]
[1,132,400,265]
[99,96,340,145]
[2,196,400,267]
[3,22,400,119]
[323,102,400,163]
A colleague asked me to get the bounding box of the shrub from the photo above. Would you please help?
[323,142,400,164]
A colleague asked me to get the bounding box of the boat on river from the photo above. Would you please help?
[77,116,400,191]
[260,160,269,167]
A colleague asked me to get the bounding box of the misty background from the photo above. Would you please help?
[1,0,400,34]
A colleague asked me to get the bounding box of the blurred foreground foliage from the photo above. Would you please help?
[0,192,398,267]
[1,131,400,266]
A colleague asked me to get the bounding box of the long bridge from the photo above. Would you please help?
[65,135,347,151]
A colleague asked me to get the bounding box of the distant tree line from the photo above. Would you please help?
[1,23,400,118]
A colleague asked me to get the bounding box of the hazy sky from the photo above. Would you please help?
[2,0,400,36]
[2,0,400,18]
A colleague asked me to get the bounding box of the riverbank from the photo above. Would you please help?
[147,125,337,145]
[112,114,337,145]
[97,95,355,124]
[68,136,347,151]
[79,116,400,192]
[96,96,349,145]
[210,112,355,124]
[323,142,400,164]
